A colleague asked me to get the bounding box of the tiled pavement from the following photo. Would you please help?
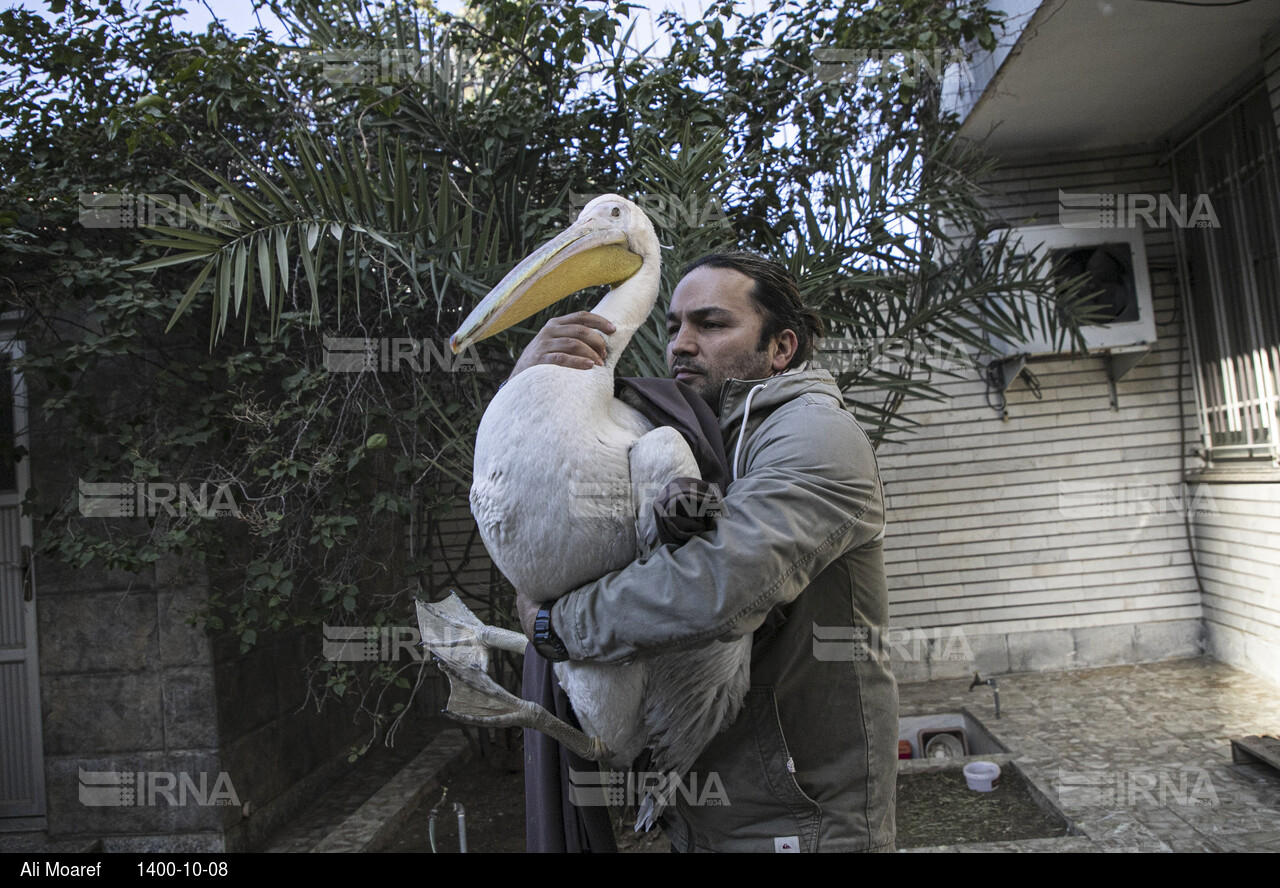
[5,656,1276,852]
[272,655,1280,853]
[898,657,1280,852]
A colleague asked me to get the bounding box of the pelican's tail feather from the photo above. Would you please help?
[630,635,752,832]
[642,635,752,777]
[634,783,670,832]
[636,794,658,832]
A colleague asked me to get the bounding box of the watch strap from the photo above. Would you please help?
[533,604,569,661]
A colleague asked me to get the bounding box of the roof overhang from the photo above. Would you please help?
[947,0,1280,160]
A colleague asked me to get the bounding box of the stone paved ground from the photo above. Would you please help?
[899,657,1280,851]
[6,656,1277,852]
[292,656,1280,853]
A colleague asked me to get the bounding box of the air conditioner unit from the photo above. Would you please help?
[988,224,1157,358]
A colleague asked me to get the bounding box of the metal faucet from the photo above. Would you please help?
[969,671,1000,718]
[428,788,468,853]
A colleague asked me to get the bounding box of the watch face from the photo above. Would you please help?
[534,639,562,661]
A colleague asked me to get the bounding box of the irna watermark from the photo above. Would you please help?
[78,768,240,807]
[812,625,974,664]
[322,337,484,374]
[813,336,976,376]
[1057,480,1218,519]
[813,46,969,88]
[1058,189,1220,230]
[322,624,427,662]
[567,191,731,230]
[77,479,238,519]
[567,767,728,809]
[1057,767,1219,809]
[78,191,237,230]
[310,48,430,85]
[566,480,726,522]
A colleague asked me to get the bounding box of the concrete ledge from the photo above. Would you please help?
[312,730,471,853]
[234,734,363,852]
[897,752,1018,775]
[1205,622,1280,687]
[890,620,1206,681]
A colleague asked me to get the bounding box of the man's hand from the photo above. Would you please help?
[508,311,616,380]
[516,589,540,641]
[654,477,725,545]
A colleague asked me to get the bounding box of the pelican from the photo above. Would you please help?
[415,195,750,828]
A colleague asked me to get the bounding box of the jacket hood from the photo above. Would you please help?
[717,364,846,436]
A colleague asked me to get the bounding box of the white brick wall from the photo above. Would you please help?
[877,149,1210,680]
[1194,483,1280,683]
[1186,37,1280,685]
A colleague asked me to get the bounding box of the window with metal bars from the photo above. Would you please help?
[1173,83,1280,467]
[0,353,13,491]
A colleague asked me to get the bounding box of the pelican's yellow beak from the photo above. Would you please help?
[450,218,643,353]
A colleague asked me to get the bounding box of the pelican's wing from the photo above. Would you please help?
[636,636,752,830]
[628,425,700,558]
[623,424,751,830]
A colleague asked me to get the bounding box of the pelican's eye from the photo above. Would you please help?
[611,207,621,217]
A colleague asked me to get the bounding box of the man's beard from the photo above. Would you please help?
[671,349,773,413]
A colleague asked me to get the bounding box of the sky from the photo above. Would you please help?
[178,1,289,35]
[168,0,687,46]
[5,0,748,72]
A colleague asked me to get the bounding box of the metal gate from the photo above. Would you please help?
[0,339,45,827]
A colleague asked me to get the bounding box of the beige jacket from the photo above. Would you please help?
[552,367,898,852]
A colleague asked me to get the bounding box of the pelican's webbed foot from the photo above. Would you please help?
[416,593,610,762]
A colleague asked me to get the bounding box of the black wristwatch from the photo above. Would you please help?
[533,604,569,662]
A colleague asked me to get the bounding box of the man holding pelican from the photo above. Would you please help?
[505,249,899,853]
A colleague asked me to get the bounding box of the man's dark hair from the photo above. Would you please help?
[683,251,824,369]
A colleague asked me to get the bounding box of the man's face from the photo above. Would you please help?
[665,266,784,411]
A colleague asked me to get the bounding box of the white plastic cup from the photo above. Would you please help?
[963,761,1001,792]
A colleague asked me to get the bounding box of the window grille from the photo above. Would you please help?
[1173,83,1280,466]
